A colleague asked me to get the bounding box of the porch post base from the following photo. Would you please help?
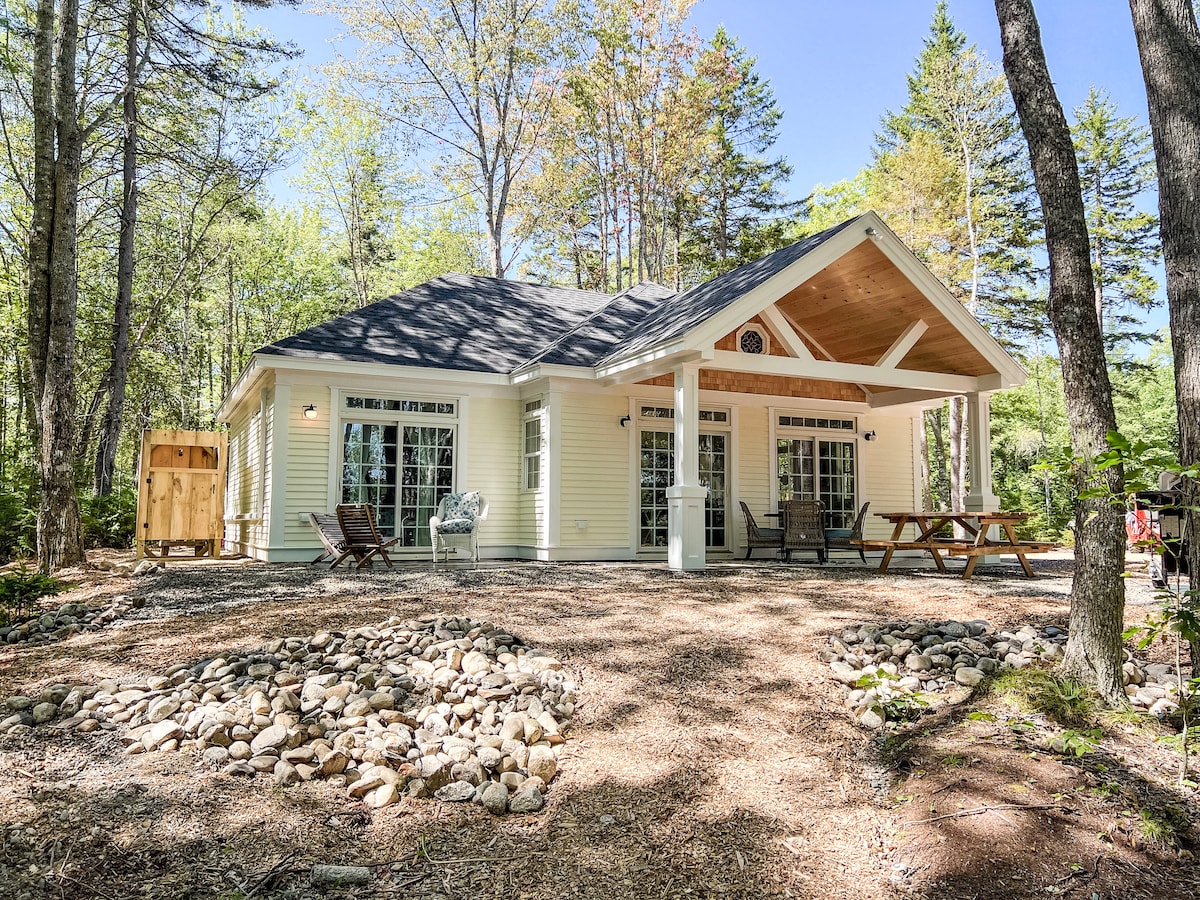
[667,485,708,571]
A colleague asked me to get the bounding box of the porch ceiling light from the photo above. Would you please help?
[303,404,318,420]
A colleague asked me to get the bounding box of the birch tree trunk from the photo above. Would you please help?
[994,0,1127,704]
[1127,0,1200,671]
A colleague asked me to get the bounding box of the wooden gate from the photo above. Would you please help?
[135,429,227,560]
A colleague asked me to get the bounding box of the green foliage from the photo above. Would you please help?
[855,669,929,723]
[0,466,38,563]
[1071,86,1160,360]
[986,668,1099,728]
[80,489,137,550]
[1048,727,1104,757]
[0,567,66,627]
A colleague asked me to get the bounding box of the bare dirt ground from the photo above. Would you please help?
[0,552,1196,900]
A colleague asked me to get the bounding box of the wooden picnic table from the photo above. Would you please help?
[853,511,1055,579]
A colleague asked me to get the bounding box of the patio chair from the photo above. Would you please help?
[430,491,489,564]
[739,500,784,560]
[333,503,399,570]
[825,501,870,563]
[781,499,826,563]
[308,512,347,566]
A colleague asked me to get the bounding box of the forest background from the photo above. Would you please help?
[0,0,1177,560]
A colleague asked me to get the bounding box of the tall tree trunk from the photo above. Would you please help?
[1128,0,1200,672]
[28,0,87,572]
[995,0,1126,704]
[95,0,139,496]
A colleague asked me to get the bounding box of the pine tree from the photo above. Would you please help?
[1071,86,1160,356]
[678,27,798,282]
[873,1,1039,513]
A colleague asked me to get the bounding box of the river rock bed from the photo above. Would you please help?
[823,619,1182,728]
[0,594,142,647]
[0,615,573,815]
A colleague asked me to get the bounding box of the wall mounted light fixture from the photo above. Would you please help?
[619,414,632,428]
[863,430,877,441]
[303,404,318,420]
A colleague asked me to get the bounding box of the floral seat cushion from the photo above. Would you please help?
[433,492,480,534]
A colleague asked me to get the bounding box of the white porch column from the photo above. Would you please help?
[668,362,707,571]
[963,391,1001,512]
[964,392,1002,563]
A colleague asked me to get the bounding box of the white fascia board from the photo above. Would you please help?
[259,354,511,386]
[875,319,929,369]
[510,363,596,385]
[757,304,816,362]
[217,358,267,423]
[861,211,1028,387]
[707,349,988,394]
[687,225,873,349]
[594,342,709,381]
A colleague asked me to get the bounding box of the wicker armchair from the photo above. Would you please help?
[781,499,826,563]
[825,501,870,562]
[739,501,784,560]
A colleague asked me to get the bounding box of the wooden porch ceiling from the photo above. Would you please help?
[774,242,995,378]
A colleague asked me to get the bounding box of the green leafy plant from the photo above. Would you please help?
[0,567,67,627]
[80,489,137,549]
[855,670,929,723]
[1049,728,1104,757]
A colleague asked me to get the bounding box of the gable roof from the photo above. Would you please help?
[598,217,860,365]
[259,273,614,375]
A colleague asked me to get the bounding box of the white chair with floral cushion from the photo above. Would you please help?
[429,491,489,564]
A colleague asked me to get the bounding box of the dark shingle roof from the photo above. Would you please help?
[527,282,676,368]
[259,273,612,374]
[599,217,860,365]
[258,218,859,375]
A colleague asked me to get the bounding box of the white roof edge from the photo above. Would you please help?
[596,211,1027,389]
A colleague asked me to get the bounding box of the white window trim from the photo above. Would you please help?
[327,387,464,546]
[521,405,545,493]
[736,323,770,355]
[632,400,733,553]
[770,406,863,523]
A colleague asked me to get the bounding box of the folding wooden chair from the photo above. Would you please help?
[308,512,348,566]
[331,504,399,569]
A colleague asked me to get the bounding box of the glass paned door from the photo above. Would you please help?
[777,438,856,528]
[639,430,674,547]
[639,430,726,549]
[699,433,727,548]
[399,426,455,547]
[819,440,856,529]
[777,439,814,501]
[341,423,398,531]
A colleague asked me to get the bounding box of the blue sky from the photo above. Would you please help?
[254,1,1166,337]
[258,0,1152,202]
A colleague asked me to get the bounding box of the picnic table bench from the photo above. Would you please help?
[854,511,1055,579]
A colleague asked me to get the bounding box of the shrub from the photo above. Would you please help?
[81,489,137,549]
[0,567,67,627]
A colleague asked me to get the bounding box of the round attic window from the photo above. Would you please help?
[738,327,766,354]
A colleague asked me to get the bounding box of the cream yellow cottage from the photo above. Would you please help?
[217,212,1025,569]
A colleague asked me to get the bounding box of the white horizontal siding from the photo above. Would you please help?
[465,398,521,549]
[734,405,772,553]
[558,393,632,548]
[859,416,915,540]
[283,386,332,547]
